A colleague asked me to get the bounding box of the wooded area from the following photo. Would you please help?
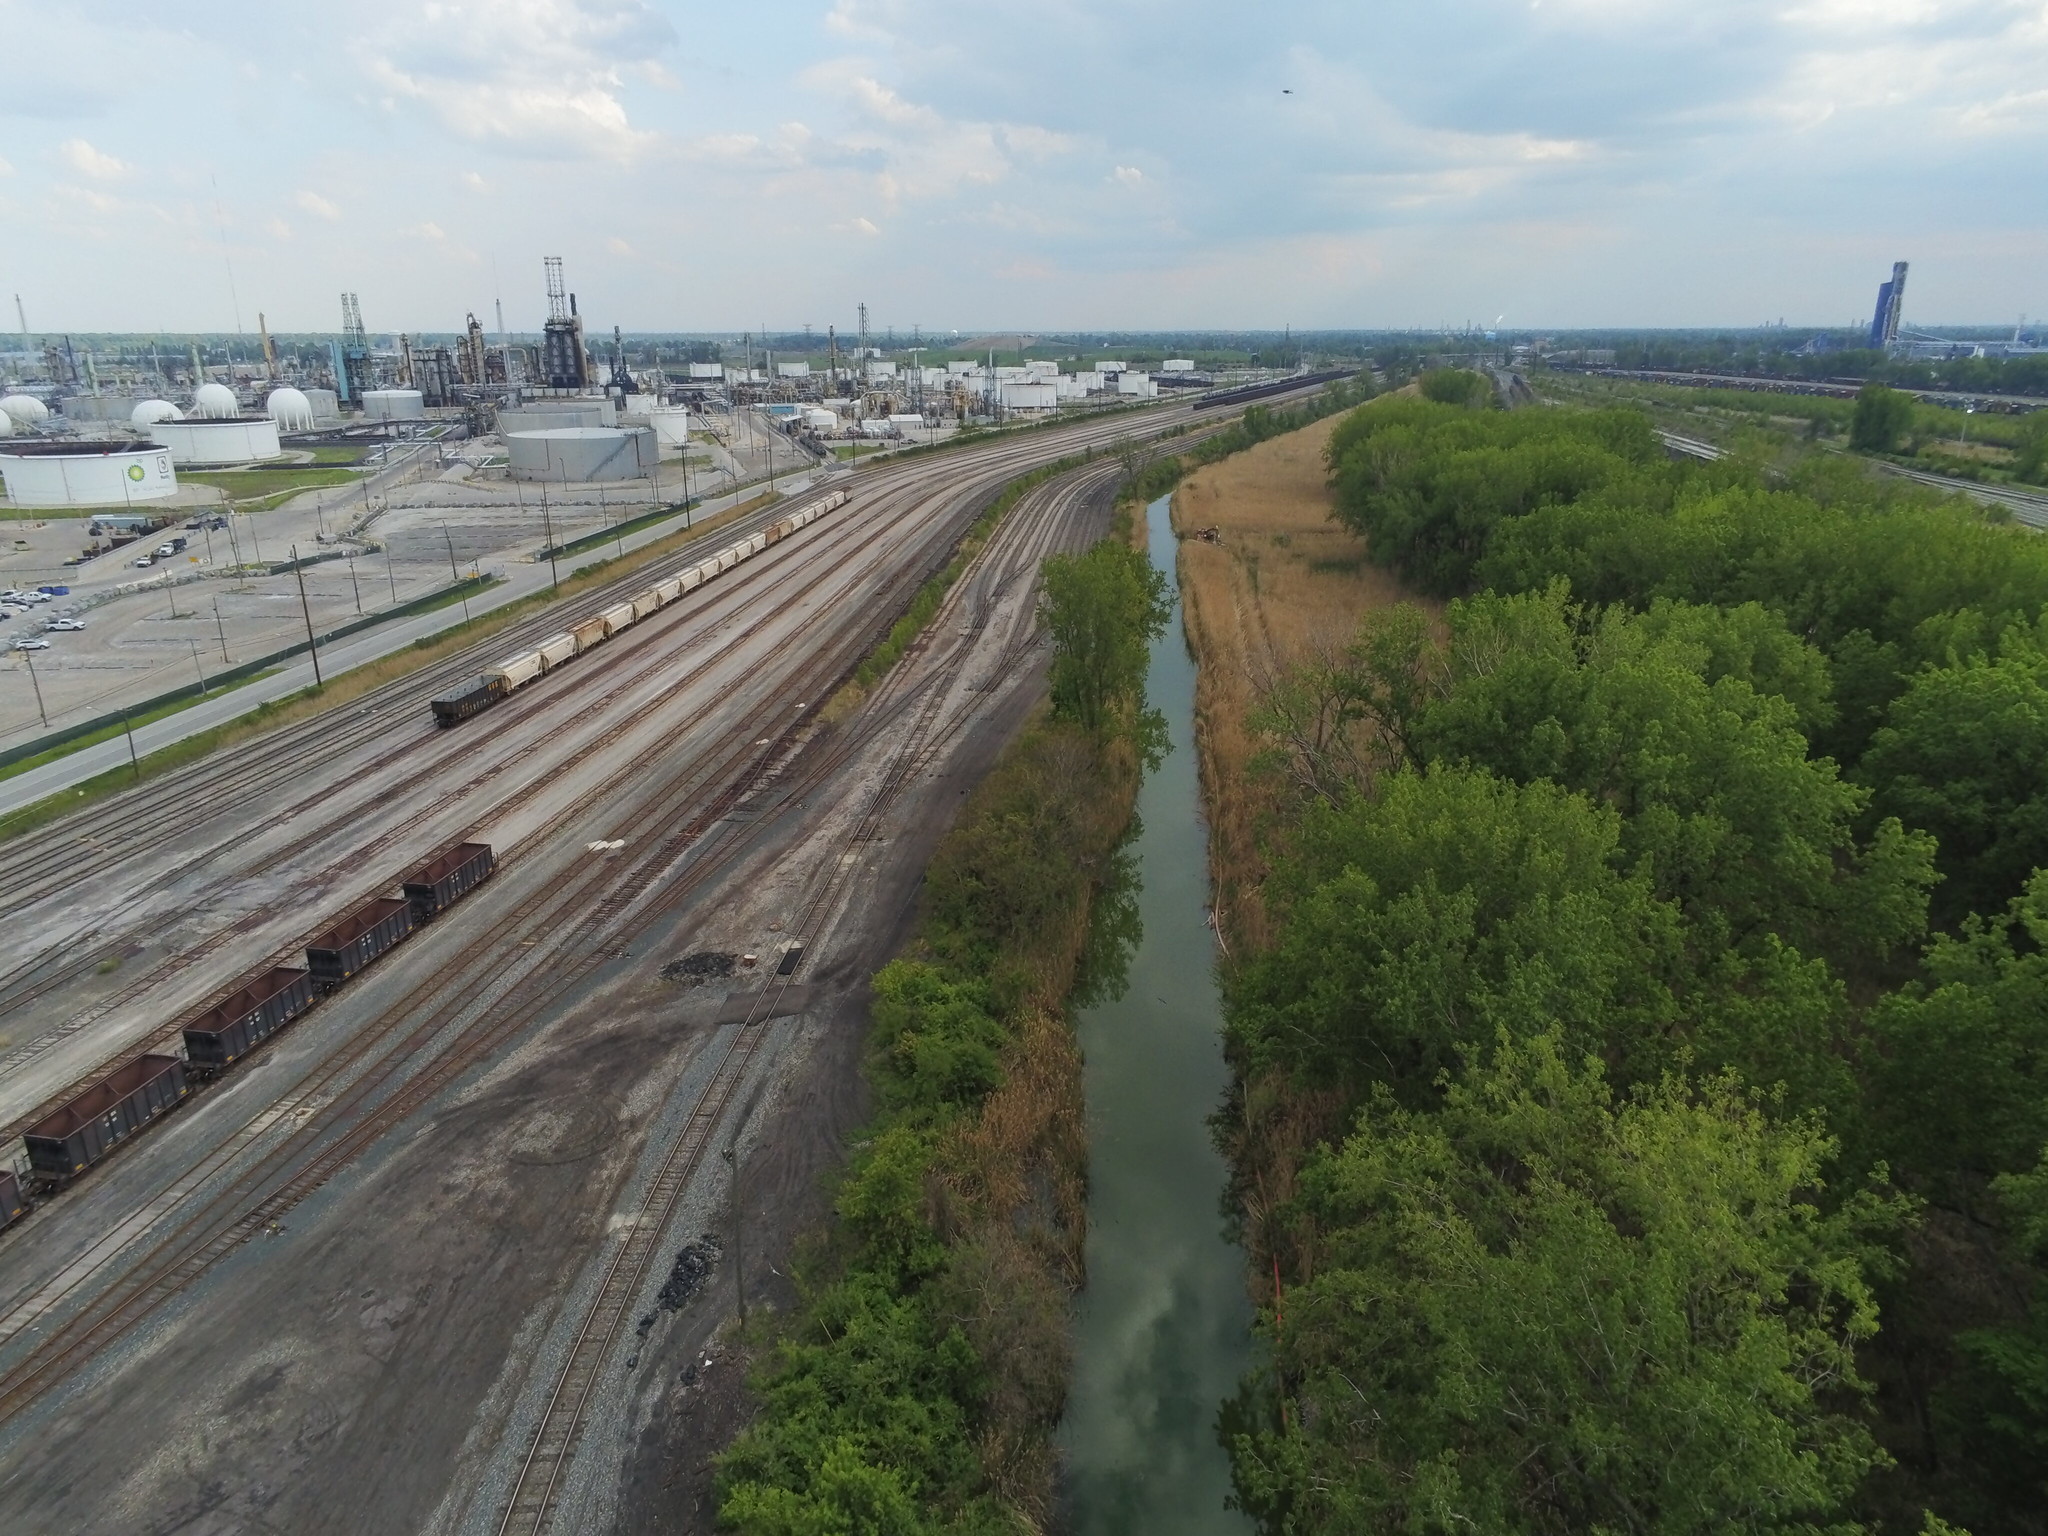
[1225,379,2048,1535]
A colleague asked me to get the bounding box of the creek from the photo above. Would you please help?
[1057,494,1253,1533]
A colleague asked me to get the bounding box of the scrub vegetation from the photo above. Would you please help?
[716,528,1170,1531]
[1218,390,2048,1534]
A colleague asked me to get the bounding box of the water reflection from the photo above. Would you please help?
[1057,497,1253,1535]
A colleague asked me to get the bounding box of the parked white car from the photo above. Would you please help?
[46,618,86,631]
[13,637,50,651]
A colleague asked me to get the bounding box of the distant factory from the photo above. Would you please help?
[2,263,1250,506]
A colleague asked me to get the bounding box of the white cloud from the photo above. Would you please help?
[351,0,676,160]
[606,236,635,256]
[266,217,293,240]
[59,139,128,181]
[297,190,342,220]
[463,170,488,191]
[1112,165,1143,185]
[0,157,13,176]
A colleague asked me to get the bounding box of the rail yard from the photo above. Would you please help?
[0,391,1297,1533]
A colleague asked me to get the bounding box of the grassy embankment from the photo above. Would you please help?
[0,492,775,845]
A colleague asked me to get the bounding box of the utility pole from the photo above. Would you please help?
[191,640,208,694]
[723,1142,746,1328]
[122,712,141,779]
[22,650,47,727]
[540,490,559,591]
[347,553,362,614]
[442,524,459,583]
[213,597,229,662]
[292,546,323,688]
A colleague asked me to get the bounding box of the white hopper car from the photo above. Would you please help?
[428,488,851,724]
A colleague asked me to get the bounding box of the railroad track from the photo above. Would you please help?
[0,392,1314,1437]
[491,442,1129,1536]
[0,400,1220,1030]
[0,426,1156,1418]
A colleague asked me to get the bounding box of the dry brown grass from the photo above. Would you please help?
[1170,410,1439,950]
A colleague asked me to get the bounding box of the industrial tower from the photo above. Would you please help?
[1869,261,1908,350]
[541,256,589,391]
[333,291,370,406]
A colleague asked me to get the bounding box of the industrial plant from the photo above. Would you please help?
[1,264,1197,514]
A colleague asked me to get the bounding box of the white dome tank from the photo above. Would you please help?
[266,387,315,431]
[131,399,184,427]
[0,412,13,439]
[192,382,239,418]
[1,394,51,427]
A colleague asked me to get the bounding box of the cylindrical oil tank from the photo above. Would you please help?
[505,426,658,483]
[148,415,284,466]
[0,440,178,507]
[363,388,426,421]
[629,405,691,449]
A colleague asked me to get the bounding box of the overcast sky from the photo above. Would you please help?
[2,0,2043,335]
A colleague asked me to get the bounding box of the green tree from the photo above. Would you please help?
[1039,539,1171,746]
[2015,412,2048,485]
[1418,366,1492,407]
[1869,873,2048,1202]
[1229,1035,1904,1536]
[1861,633,2048,924]
[1850,383,1915,454]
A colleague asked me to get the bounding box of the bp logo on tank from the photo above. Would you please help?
[127,463,146,481]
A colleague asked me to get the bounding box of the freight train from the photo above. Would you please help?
[431,487,853,725]
[0,842,496,1227]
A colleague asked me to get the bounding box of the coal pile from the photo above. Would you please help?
[657,1236,722,1310]
[661,951,737,985]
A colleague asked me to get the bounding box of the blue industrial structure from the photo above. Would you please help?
[1869,261,1908,349]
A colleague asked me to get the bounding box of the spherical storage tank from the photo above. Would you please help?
[192,382,240,419]
[0,440,177,508]
[0,412,12,439]
[148,415,283,466]
[131,399,184,427]
[2,394,51,428]
[266,387,315,431]
[506,426,658,483]
[363,389,425,422]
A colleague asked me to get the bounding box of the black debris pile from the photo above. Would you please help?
[662,952,737,985]
[657,1236,722,1311]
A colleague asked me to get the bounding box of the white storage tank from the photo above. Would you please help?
[1000,381,1058,411]
[192,382,240,418]
[131,399,183,427]
[803,408,837,432]
[266,387,316,431]
[776,361,811,378]
[302,387,341,422]
[149,415,284,466]
[623,405,691,448]
[363,388,426,421]
[1,393,51,427]
[499,398,616,432]
[0,440,178,507]
[506,425,658,482]
[688,363,723,380]
[1162,359,1196,373]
